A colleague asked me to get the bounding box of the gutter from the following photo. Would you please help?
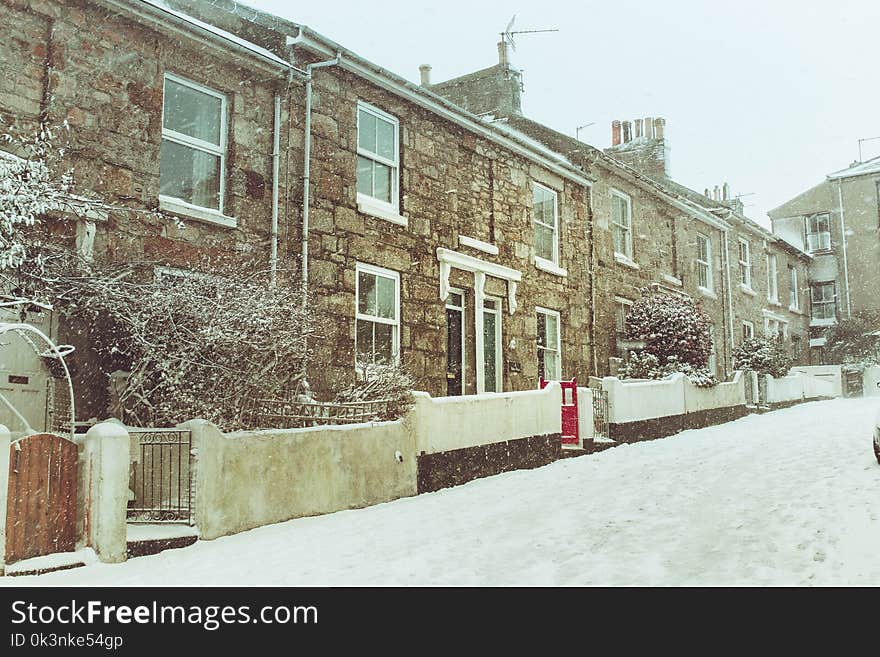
[836,179,853,318]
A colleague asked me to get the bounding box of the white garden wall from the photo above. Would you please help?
[862,366,880,397]
[765,372,836,404]
[411,383,561,455]
[790,365,843,397]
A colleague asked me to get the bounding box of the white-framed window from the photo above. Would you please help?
[805,213,831,252]
[160,73,227,212]
[533,183,559,264]
[764,317,788,339]
[480,296,503,393]
[767,253,778,303]
[445,288,466,396]
[742,320,755,341]
[738,238,752,288]
[614,296,633,334]
[356,101,399,210]
[611,190,633,261]
[810,282,836,321]
[696,233,712,291]
[789,266,800,311]
[536,307,562,381]
[355,263,400,368]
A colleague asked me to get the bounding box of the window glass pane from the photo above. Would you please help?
[159,139,221,209]
[537,313,546,347]
[357,156,373,196]
[356,318,373,362]
[376,275,396,320]
[546,314,558,349]
[376,117,395,160]
[447,292,462,307]
[535,224,553,260]
[164,78,222,145]
[374,162,392,203]
[358,272,376,315]
[358,109,377,152]
[483,311,497,392]
[374,322,394,363]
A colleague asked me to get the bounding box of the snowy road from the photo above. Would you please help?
[5,397,880,586]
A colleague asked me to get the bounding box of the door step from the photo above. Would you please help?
[3,548,96,577]
[126,524,199,558]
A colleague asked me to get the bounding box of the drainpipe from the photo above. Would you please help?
[836,180,853,318]
[270,92,281,287]
[301,53,342,314]
[722,228,735,373]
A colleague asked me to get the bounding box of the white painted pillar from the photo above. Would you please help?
[83,422,130,563]
[0,425,10,574]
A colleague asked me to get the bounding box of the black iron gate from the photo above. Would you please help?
[592,388,610,439]
[127,429,193,524]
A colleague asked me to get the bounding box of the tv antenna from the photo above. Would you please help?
[857,135,880,162]
[500,14,559,51]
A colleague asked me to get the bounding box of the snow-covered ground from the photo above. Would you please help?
[5,398,880,586]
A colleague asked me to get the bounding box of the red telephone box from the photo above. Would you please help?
[539,377,579,446]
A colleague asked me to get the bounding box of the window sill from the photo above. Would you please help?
[357,194,408,227]
[534,256,568,277]
[662,274,682,287]
[810,318,837,328]
[159,196,237,228]
[698,286,717,300]
[614,253,640,270]
[788,306,803,315]
[767,299,782,307]
[739,284,757,297]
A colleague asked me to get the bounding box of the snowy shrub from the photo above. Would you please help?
[618,292,717,386]
[823,310,880,372]
[335,361,416,421]
[733,336,793,378]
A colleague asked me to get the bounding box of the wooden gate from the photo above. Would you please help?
[540,377,579,445]
[5,433,78,564]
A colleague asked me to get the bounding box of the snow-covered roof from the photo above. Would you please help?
[136,0,295,70]
[827,155,880,180]
[486,119,575,167]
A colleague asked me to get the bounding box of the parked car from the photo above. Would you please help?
[875,382,880,464]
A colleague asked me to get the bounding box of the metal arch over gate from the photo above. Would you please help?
[5,433,78,564]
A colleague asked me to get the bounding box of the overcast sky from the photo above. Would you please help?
[245,0,879,228]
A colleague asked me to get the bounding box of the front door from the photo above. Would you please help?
[445,290,465,395]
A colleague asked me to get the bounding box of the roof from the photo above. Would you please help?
[827,155,880,180]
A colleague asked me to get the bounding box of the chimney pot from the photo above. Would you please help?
[419,64,432,86]
[713,185,720,201]
[622,120,632,143]
[704,188,710,197]
[654,117,665,140]
[722,182,730,201]
[634,118,643,139]
[611,120,622,146]
[644,116,654,140]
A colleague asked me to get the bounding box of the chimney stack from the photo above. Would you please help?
[498,40,511,67]
[622,120,632,143]
[611,120,622,146]
[419,64,432,86]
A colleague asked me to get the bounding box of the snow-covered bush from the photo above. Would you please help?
[335,361,416,421]
[733,336,792,378]
[42,255,324,430]
[618,292,717,386]
[823,310,880,372]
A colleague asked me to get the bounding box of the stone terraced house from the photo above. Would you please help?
[0,0,813,423]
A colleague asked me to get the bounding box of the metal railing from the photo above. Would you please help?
[127,428,193,525]
[244,394,392,429]
[592,388,610,439]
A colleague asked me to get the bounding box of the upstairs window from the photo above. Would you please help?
[696,233,712,291]
[532,183,559,264]
[611,190,633,261]
[810,282,836,321]
[357,102,399,209]
[767,253,779,303]
[536,308,561,380]
[738,239,752,288]
[355,263,400,367]
[805,213,831,252]
[160,74,227,211]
